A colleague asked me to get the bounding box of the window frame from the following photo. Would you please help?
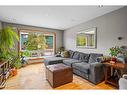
[18,29,56,55]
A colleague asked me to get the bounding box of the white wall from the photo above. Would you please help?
[64,7,127,55]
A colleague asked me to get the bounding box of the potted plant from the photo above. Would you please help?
[109,46,121,62]
[20,50,31,67]
[10,56,22,76]
[0,26,20,75]
[0,26,19,60]
[9,51,22,76]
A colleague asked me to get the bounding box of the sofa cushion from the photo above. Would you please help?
[63,59,81,66]
[88,53,103,63]
[72,51,80,60]
[44,57,67,66]
[72,62,90,74]
[79,53,90,63]
[68,50,75,58]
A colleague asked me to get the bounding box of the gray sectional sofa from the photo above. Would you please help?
[44,50,104,84]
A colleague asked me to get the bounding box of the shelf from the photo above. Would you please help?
[105,76,118,87]
[0,73,3,76]
[0,60,10,89]
[0,80,6,89]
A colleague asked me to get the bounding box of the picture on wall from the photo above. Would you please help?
[76,27,97,48]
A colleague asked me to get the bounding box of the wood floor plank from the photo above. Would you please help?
[4,63,116,90]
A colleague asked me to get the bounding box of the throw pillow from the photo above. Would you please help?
[68,50,75,58]
[97,56,111,62]
[55,54,61,57]
[89,53,103,63]
[79,53,90,63]
[72,51,80,60]
[62,50,70,58]
[117,54,125,63]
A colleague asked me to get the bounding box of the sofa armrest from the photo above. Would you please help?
[119,78,127,89]
[44,57,64,66]
[123,74,127,79]
[89,62,104,84]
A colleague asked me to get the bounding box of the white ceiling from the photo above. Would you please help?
[0,6,123,30]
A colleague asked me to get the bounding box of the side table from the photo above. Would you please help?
[103,61,127,88]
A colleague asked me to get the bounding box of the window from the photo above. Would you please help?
[20,30,55,57]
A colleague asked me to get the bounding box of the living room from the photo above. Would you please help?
[0,3,127,94]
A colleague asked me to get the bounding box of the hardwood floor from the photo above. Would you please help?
[4,63,116,90]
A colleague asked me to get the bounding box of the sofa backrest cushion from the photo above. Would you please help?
[72,51,80,60]
[88,53,103,63]
[68,50,75,58]
[79,53,90,63]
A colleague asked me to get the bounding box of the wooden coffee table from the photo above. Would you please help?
[46,63,73,88]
